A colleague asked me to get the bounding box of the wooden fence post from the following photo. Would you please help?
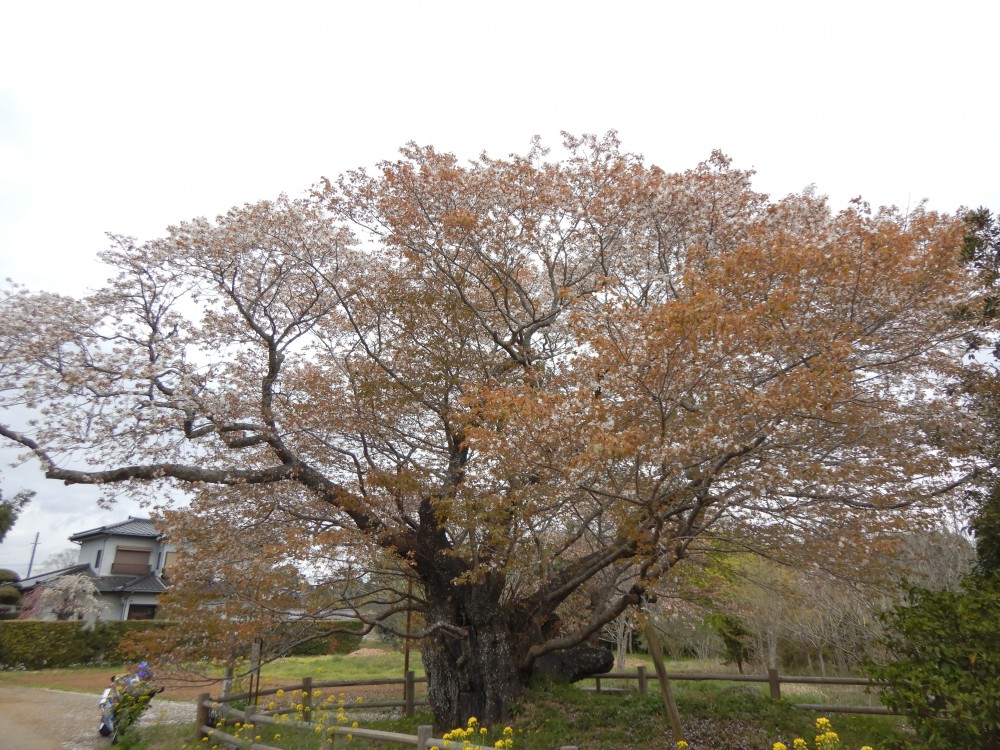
[195,692,211,741]
[768,667,781,700]
[417,724,433,750]
[405,670,416,717]
[302,676,313,723]
[637,665,648,697]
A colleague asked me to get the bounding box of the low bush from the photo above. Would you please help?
[867,575,1000,749]
[0,584,21,606]
[0,620,170,668]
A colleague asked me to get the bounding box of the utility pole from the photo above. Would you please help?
[26,532,39,577]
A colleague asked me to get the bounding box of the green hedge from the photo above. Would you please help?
[0,620,170,669]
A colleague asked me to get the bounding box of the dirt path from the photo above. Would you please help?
[0,686,194,750]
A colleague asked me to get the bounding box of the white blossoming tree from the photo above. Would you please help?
[0,135,985,727]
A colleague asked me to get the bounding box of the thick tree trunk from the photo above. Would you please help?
[421,592,614,730]
[415,498,524,730]
[422,608,521,731]
[413,500,612,729]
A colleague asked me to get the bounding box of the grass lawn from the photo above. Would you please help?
[0,643,423,701]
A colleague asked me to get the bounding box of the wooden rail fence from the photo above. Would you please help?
[194,672,580,749]
[192,667,896,748]
[588,666,898,716]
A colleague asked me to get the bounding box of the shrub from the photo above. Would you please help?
[0,584,22,606]
[0,620,170,668]
[867,575,1000,749]
[704,613,755,673]
[0,568,20,584]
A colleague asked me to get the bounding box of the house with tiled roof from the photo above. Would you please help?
[16,517,175,621]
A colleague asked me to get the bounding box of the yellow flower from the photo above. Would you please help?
[773,744,788,750]
[793,740,808,750]
[815,717,832,730]
[677,742,690,750]
[503,727,514,736]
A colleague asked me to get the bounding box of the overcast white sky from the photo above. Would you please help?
[1,0,998,574]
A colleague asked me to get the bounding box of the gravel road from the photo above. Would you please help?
[0,686,195,750]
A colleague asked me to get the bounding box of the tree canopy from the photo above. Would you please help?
[0,478,33,544]
[0,134,984,726]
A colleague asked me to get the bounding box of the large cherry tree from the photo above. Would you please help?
[0,134,982,727]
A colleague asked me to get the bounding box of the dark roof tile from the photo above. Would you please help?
[68,517,161,542]
[92,572,168,594]
[15,564,94,590]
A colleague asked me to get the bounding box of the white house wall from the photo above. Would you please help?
[76,536,175,576]
[78,538,110,574]
[96,593,121,621]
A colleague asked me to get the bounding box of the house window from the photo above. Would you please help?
[111,547,151,575]
[126,604,157,620]
[95,549,103,571]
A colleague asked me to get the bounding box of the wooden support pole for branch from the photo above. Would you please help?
[248,639,262,717]
[404,576,414,701]
[645,614,685,746]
